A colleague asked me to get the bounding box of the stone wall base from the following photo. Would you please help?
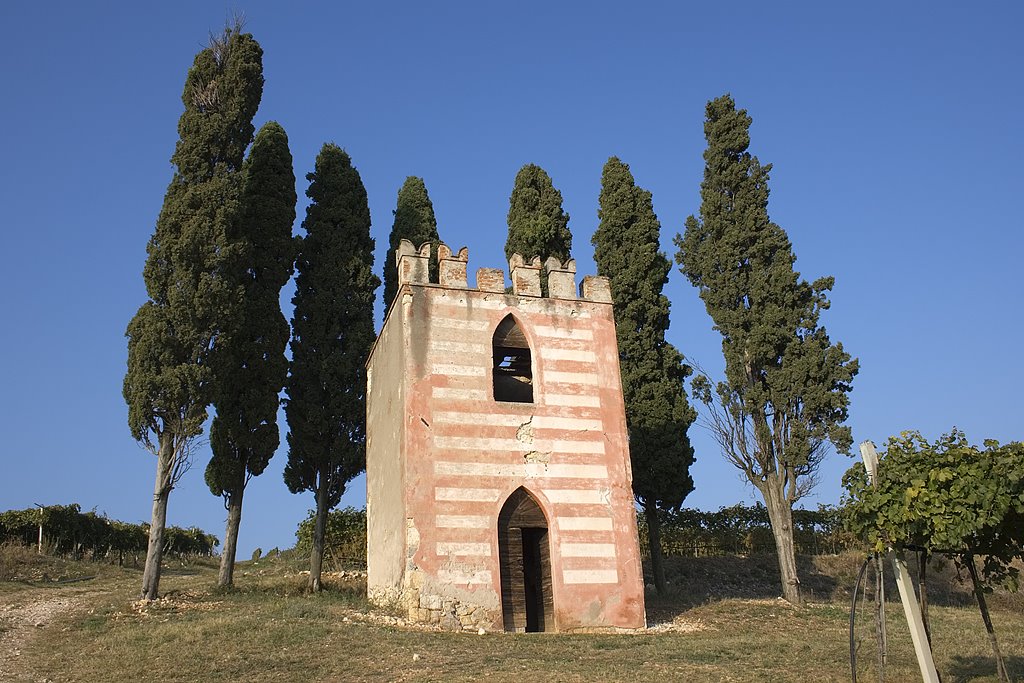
[368,584,496,631]
[409,592,496,631]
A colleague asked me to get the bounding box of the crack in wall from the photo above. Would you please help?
[515,416,534,445]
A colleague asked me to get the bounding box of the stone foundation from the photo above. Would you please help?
[410,593,496,631]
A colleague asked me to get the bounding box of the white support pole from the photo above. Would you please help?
[860,440,879,484]
[889,550,940,683]
[35,503,44,555]
[859,441,940,683]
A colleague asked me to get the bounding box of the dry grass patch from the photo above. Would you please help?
[5,553,1023,682]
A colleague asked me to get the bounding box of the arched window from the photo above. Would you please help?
[492,315,533,403]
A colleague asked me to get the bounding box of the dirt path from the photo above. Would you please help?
[0,583,107,682]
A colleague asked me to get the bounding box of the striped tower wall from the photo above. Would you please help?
[366,240,646,632]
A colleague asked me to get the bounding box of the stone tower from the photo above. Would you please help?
[365,240,646,632]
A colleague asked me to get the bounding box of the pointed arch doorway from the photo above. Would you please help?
[498,488,554,632]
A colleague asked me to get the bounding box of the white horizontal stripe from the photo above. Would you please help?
[435,297,515,311]
[432,413,605,433]
[546,439,605,454]
[544,489,609,505]
[563,569,619,584]
[433,436,522,451]
[534,326,593,340]
[432,318,491,330]
[432,412,526,427]
[428,340,489,354]
[436,569,492,585]
[557,516,614,531]
[435,514,491,528]
[560,543,617,558]
[436,461,523,477]
[436,542,491,556]
[430,363,486,377]
[431,388,488,400]
[545,371,599,386]
[545,394,601,408]
[434,462,608,479]
[545,464,607,478]
[434,487,501,502]
[532,416,604,431]
[542,348,598,362]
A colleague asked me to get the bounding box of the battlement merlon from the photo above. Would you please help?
[509,254,542,297]
[545,256,577,299]
[396,240,430,285]
[438,243,469,288]
[394,238,613,303]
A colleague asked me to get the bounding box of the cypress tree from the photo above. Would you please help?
[206,121,296,587]
[505,164,572,295]
[593,157,696,596]
[382,176,439,314]
[284,144,380,592]
[123,25,263,600]
[675,95,858,604]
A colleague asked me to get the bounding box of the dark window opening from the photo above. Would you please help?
[493,316,533,403]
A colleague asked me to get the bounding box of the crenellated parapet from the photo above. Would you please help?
[395,239,611,303]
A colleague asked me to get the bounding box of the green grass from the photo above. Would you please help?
[3,553,1022,682]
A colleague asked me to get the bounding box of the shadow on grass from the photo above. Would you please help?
[643,553,842,622]
[836,554,1023,611]
[946,654,1024,682]
[213,569,371,613]
[644,552,1023,625]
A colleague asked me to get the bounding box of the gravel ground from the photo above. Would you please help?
[0,587,95,682]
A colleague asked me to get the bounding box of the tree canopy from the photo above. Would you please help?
[506,164,571,294]
[125,28,264,450]
[382,176,439,313]
[595,157,696,509]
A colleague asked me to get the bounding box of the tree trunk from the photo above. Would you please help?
[217,483,244,588]
[644,502,667,596]
[141,432,173,600]
[308,472,329,592]
[966,555,1009,683]
[761,480,802,605]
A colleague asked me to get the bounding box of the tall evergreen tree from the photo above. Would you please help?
[505,164,572,295]
[206,121,296,587]
[285,144,380,592]
[123,26,263,600]
[593,157,697,596]
[675,95,858,604]
[382,176,439,314]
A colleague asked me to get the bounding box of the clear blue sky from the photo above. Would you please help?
[1,2,1021,557]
